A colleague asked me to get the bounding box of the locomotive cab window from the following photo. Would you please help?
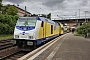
[51,25,53,34]
[16,17,37,26]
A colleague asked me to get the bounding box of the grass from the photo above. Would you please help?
[74,32,84,36]
[0,34,14,40]
[74,32,90,38]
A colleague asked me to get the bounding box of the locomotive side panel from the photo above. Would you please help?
[60,23,64,35]
[38,21,44,39]
[46,23,53,37]
[54,24,60,35]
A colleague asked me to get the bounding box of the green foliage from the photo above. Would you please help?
[47,13,51,19]
[31,14,38,17]
[76,22,90,35]
[6,6,18,16]
[74,32,84,36]
[0,0,2,2]
[1,6,6,14]
[31,13,51,19]
[0,13,4,22]
[87,22,90,33]
[0,23,10,34]
[0,3,18,35]
[0,14,18,34]
[0,0,2,11]
[1,4,18,16]
[42,14,47,18]
[0,34,13,40]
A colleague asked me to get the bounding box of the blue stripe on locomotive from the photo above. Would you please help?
[16,26,35,31]
[35,34,59,45]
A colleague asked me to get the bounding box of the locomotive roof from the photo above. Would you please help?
[37,17,56,25]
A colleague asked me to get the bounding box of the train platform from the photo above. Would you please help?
[18,33,90,60]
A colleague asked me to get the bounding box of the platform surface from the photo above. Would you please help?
[33,33,90,60]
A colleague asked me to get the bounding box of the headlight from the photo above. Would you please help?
[15,35,19,39]
[29,36,33,39]
[27,42,33,45]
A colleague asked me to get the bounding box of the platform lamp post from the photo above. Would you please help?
[84,11,88,23]
[79,9,80,19]
[84,11,89,38]
[23,6,27,17]
[25,6,26,15]
[75,12,78,28]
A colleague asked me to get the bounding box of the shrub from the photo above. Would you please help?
[76,22,90,37]
[0,14,18,34]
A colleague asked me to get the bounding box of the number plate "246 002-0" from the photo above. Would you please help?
[19,34,28,39]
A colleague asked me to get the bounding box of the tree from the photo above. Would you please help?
[0,0,2,11]
[76,22,90,35]
[42,14,47,18]
[0,3,18,35]
[6,5,18,16]
[31,13,51,20]
[0,14,18,34]
[0,0,2,3]
[1,4,11,14]
[47,13,51,19]
[31,14,38,17]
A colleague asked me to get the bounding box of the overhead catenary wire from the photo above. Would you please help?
[27,0,49,14]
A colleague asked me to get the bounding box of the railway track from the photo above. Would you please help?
[0,39,31,60]
[0,46,20,60]
[3,51,29,60]
[0,46,30,60]
[0,39,13,50]
[0,39,33,60]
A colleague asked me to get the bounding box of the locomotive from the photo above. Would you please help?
[12,16,64,51]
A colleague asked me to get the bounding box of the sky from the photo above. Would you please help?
[2,0,90,20]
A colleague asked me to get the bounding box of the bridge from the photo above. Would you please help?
[53,18,90,28]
